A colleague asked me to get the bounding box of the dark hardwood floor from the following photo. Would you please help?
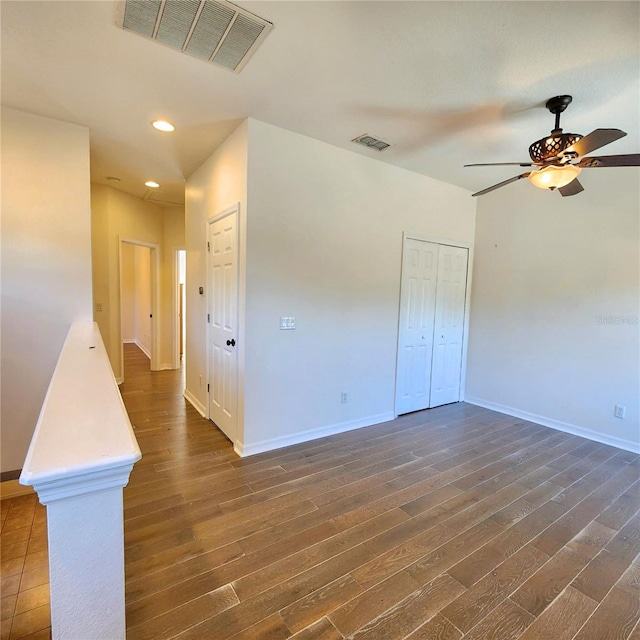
[120,344,640,639]
[3,343,639,639]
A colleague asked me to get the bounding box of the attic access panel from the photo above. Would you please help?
[115,0,273,73]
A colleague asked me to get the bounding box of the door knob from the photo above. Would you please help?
[226,339,236,347]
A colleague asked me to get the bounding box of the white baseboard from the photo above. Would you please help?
[135,340,151,359]
[464,396,640,454]
[235,411,396,458]
[123,338,136,344]
[158,363,176,371]
[184,389,206,418]
[115,376,124,385]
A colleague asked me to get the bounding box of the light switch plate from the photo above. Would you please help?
[280,316,296,330]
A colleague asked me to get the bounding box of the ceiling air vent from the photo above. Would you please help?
[115,0,273,73]
[352,134,391,152]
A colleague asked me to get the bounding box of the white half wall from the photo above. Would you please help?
[1,107,92,472]
[241,119,476,452]
[466,168,640,453]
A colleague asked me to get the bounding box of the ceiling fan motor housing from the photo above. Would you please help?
[529,131,582,164]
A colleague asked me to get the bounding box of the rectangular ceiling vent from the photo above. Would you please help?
[352,133,391,152]
[115,0,273,73]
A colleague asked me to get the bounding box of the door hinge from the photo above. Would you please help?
[207,313,210,323]
[207,383,210,392]
[207,241,210,252]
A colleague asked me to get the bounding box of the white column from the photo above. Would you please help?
[43,482,129,639]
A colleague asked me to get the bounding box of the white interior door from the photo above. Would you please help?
[395,239,439,414]
[430,245,469,407]
[208,210,238,442]
[396,238,469,415]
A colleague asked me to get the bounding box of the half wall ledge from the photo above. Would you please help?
[20,321,141,640]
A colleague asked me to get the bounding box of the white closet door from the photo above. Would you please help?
[429,245,469,407]
[395,239,439,415]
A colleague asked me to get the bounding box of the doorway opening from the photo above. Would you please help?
[395,235,472,416]
[119,238,160,381]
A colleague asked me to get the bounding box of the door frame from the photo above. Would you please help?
[206,204,241,441]
[118,237,161,381]
[394,232,474,417]
[173,246,186,369]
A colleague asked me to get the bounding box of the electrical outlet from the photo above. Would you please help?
[95,302,103,312]
[341,392,349,404]
[614,404,626,419]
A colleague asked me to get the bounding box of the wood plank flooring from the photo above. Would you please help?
[120,344,640,639]
[3,342,639,639]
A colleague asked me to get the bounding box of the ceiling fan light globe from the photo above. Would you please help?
[528,164,581,190]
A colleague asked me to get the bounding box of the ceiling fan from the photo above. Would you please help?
[465,95,640,197]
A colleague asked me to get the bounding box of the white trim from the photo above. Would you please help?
[115,377,124,385]
[184,389,207,418]
[465,396,640,454]
[173,247,186,370]
[403,232,474,251]
[395,233,474,417]
[122,338,136,344]
[134,339,151,360]
[158,363,174,371]
[234,412,395,457]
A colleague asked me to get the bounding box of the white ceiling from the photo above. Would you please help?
[2,1,638,205]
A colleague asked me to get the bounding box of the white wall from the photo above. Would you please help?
[241,120,475,453]
[1,107,92,473]
[466,168,640,452]
[161,207,187,369]
[121,243,136,341]
[133,245,152,356]
[188,118,475,455]
[91,185,184,379]
[185,120,248,418]
[120,243,152,355]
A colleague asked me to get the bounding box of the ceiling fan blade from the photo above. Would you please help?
[563,129,627,158]
[559,178,584,197]
[472,173,530,197]
[465,162,535,167]
[579,153,640,168]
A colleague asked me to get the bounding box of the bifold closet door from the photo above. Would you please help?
[429,244,469,407]
[396,239,468,415]
[395,239,439,415]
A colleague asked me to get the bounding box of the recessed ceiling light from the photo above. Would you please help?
[152,120,175,132]
[106,176,121,183]
[145,181,160,188]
